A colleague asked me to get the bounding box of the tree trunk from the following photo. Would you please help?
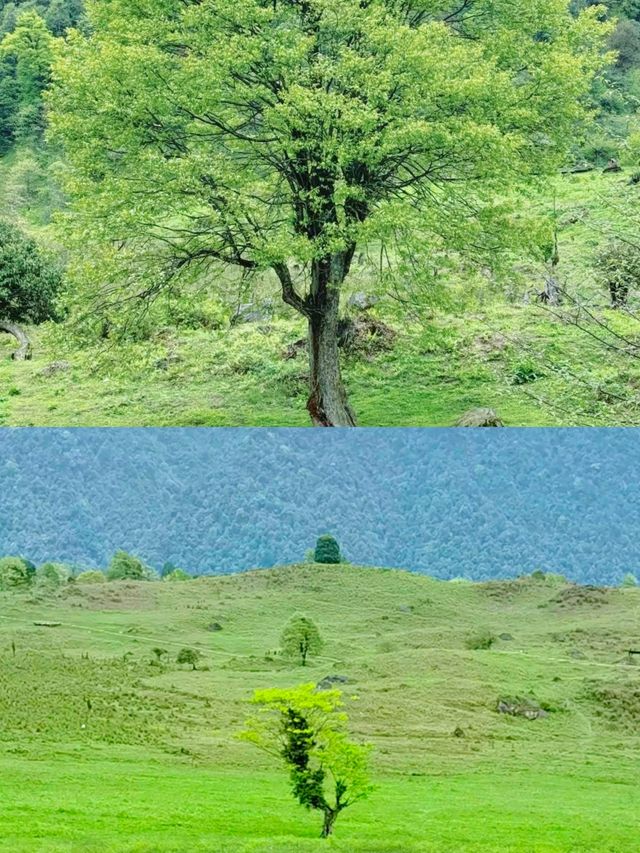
[306,254,356,427]
[0,319,31,361]
[321,808,337,838]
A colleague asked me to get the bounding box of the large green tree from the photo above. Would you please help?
[50,0,608,425]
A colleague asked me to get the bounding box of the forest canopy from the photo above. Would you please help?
[1,429,639,584]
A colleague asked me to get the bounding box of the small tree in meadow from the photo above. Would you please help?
[0,556,33,590]
[314,535,341,565]
[241,684,372,838]
[621,572,638,588]
[281,615,323,667]
[176,648,201,670]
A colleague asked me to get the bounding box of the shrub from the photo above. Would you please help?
[75,570,106,584]
[595,240,640,308]
[314,534,341,564]
[106,550,153,581]
[0,556,33,590]
[621,572,638,587]
[512,359,544,385]
[164,568,191,582]
[35,562,71,589]
[0,220,62,324]
[465,629,497,651]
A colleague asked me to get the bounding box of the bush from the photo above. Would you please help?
[465,629,497,650]
[75,570,106,584]
[0,221,61,323]
[164,568,191,582]
[0,556,33,590]
[595,240,640,307]
[35,562,71,589]
[621,572,638,587]
[106,550,154,581]
[314,534,341,564]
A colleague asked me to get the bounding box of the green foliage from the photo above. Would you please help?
[164,568,191,582]
[621,572,638,587]
[0,10,55,141]
[0,219,61,323]
[280,615,323,667]
[176,647,201,670]
[595,239,640,307]
[314,535,341,565]
[48,0,609,342]
[74,569,105,584]
[35,561,70,588]
[105,550,151,582]
[242,683,372,837]
[0,555,32,589]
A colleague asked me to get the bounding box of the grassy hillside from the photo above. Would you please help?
[3,159,640,425]
[1,563,639,851]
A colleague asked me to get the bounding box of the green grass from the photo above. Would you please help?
[1,564,639,850]
[4,153,640,425]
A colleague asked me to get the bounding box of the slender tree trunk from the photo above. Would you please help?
[306,253,356,427]
[0,319,31,361]
[321,808,337,838]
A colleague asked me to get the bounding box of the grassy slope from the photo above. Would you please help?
[1,564,639,851]
[3,163,640,425]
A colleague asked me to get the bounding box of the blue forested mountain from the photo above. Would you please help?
[0,429,638,584]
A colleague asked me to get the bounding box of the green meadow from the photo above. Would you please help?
[1,563,639,851]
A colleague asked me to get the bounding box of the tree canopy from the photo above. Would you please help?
[48,0,610,424]
[281,615,323,666]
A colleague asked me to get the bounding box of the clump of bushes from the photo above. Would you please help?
[106,551,156,581]
[0,556,33,590]
[35,562,71,589]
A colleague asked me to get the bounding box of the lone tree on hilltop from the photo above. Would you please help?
[0,221,61,360]
[241,684,372,837]
[281,615,323,666]
[314,535,341,565]
[49,0,609,425]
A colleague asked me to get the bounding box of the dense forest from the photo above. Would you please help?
[5,1,640,425]
[0,429,639,583]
